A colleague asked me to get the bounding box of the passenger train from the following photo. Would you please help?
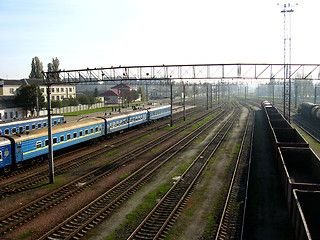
[0,105,171,173]
[0,115,64,135]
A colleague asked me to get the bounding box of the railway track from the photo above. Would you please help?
[0,106,204,198]
[0,106,196,181]
[214,105,254,240]
[0,106,226,236]
[36,106,234,240]
[126,104,241,240]
[292,116,320,143]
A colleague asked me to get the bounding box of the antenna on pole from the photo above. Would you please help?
[278,2,298,122]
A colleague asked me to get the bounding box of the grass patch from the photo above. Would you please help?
[88,160,98,164]
[63,107,112,116]
[40,175,68,190]
[18,228,35,239]
[101,149,119,157]
[133,134,151,144]
[63,102,146,116]
[119,173,130,180]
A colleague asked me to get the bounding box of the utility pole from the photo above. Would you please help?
[170,83,173,127]
[279,2,298,122]
[47,85,54,184]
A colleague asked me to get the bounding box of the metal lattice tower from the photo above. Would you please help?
[279,2,297,121]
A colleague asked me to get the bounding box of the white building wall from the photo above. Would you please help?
[2,86,20,96]
[0,108,25,120]
[40,85,77,101]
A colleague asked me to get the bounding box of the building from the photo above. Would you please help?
[24,79,76,101]
[0,79,21,96]
[0,78,76,101]
[0,96,25,120]
[99,89,121,105]
[111,83,137,91]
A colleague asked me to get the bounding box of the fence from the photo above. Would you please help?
[37,103,104,116]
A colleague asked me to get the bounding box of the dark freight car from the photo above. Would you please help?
[278,147,320,216]
[292,190,320,240]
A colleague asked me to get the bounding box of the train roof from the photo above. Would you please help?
[7,118,104,142]
[102,110,148,121]
[0,115,64,127]
[149,105,171,111]
[0,137,11,146]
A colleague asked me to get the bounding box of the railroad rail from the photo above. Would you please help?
[127,106,240,240]
[36,105,233,239]
[0,106,224,236]
[0,106,201,198]
[214,104,254,239]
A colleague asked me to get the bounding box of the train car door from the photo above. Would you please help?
[15,142,23,165]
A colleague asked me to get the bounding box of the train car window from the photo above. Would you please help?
[113,122,115,128]
[85,129,89,135]
[12,128,17,134]
[26,125,30,131]
[90,128,93,133]
[32,124,36,129]
[38,123,41,128]
[36,141,42,149]
[45,139,48,146]
[99,126,102,131]
[19,126,23,133]
[5,129,9,134]
[67,134,71,140]
[95,127,98,132]
[79,131,83,137]
[120,120,122,125]
[73,132,77,138]
[43,122,47,127]
[60,136,64,142]
[0,130,2,135]
[53,137,57,144]
[0,151,2,160]
[54,120,57,125]
[17,146,21,153]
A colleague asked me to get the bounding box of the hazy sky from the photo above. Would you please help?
[0,0,319,79]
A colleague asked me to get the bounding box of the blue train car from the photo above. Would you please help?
[0,115,64,135]
[106,110,148,134]
[128,110,148,128]
[148,105,171,121]
[8,118,105,165]
[0,137,12,172]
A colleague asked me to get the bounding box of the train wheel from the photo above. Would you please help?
[16,162,23,169]
[3,165,11,173]
[30,159,37,166]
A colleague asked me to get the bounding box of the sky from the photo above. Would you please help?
[0,0,319,79]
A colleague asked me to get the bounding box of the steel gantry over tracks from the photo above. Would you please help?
[43,63,320,84]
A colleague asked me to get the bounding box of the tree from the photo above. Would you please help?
[29,56,44,79]
[51,100,62,108]
[47,57,60,80]
[77,95,88,104]
[138,87,145,101]
[15,83,45,116]
[132,89,139,101]
[94,88,99,97]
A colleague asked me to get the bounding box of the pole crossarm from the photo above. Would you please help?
[43,63,320,85]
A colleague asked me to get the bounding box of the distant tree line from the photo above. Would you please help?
[51,96,102,108]
[29,56,60,79]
